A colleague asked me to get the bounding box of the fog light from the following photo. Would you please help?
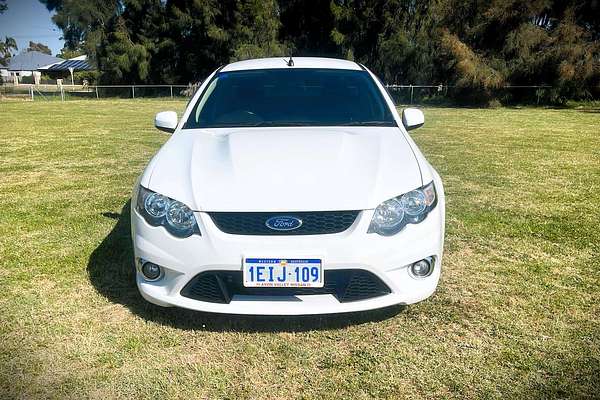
[410,257,434,278]
[141,262,162,281]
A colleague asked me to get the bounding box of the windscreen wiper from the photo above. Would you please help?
[339,121,395,126]
[251,121,315,127]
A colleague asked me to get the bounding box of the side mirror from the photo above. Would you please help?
[155,111,178,133]
[402,108,424,131]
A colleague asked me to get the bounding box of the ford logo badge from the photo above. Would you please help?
[265,216,303,231]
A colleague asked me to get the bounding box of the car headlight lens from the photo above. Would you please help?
[166,201,196,235]
[136,186,200,238]
[370,198,405,235]
[368,181,437,236]
[144,193,169,218]
[399,190,426,216]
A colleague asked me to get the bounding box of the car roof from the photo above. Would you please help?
[220,57,363,72]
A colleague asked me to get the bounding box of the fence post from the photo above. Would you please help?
[132,86,135,99]
[60,85,64,101]
[170,85,173,98]
[95,86,99,99]
[30,86,34,101]
[410,85,414,104]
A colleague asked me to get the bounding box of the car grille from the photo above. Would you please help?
[207,211,360,235]
[180,269,391,304]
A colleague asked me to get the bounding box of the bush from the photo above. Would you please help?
[73,70,99,84]
[19,75,34,84]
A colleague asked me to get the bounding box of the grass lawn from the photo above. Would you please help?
[0,99,598,399]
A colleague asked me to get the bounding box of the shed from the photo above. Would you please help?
[39,55,94,84]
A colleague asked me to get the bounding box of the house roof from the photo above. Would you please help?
[39,55,93,72]
[7,51,63,71]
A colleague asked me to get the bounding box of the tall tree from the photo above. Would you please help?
[329,0,442,83]
[231,0,287,61]
[279,0,338,56]
[96,0,166,83]
[437,0,600,102]
[56,47,84,59]
[26,41,52,54]
[39,0,120,62]
[96,0,287,83]
[0,37,17,66]
[0,0,17,67]
[40,0,600,102]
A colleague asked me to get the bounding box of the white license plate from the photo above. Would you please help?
[243,258,323,288]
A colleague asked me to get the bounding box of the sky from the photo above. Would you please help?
[0,0,65,56]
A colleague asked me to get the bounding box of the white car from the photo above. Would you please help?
[131,57,445,315]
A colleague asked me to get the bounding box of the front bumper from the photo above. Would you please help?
[130,193,445,315]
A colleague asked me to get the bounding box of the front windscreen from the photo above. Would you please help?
[183,68,396,128]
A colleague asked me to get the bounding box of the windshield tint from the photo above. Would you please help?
[183,68,396,128]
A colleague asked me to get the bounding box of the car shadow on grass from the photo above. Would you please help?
[87,200,404,332]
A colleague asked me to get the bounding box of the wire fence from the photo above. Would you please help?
[0,82,598,105]
[0,84,199,101]
[383,84,572,105]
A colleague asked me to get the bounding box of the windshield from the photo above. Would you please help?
[183,68,396,128]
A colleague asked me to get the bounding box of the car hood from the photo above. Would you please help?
[145,127,422,212]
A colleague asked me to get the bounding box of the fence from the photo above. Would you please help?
[383,84,570,105]
[0,84,198,101]
[1,82,597,105]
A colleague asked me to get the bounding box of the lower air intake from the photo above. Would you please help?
[180,269,391,304]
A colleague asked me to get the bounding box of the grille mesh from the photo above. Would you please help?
[180,269,391,304]
[207,211,360,235]
[181,273,229,303]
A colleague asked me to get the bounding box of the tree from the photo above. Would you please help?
[96,0,287,83]
[26,41,52,54]
[40,0,600,102]
[56,47,84,59]
[437,0,600,102]
[329,0,442,84]
[0,37,17,66]
[230,0,287,60]
[39,0,120,63]
[279,0,338,57]
[0,0,17,67]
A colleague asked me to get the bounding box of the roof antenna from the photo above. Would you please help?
[286,54,294,67]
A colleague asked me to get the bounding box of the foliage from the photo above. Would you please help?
[40,0,120,67]
[72,70,100,84]
[42,0,600,103]
[26,41,52,55]
[19,75,34,84]
[230,0,287,61]
[0,0,16,67]
[278,0,337,56]
[96,15,152,83]
[55,47,84,59]
[0,36,17,66]
[438,30,504,104]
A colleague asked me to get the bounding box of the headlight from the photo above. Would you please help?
[368,181,437,236]
[136,186,200,238]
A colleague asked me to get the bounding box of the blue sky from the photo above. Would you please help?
[0,0,65,56]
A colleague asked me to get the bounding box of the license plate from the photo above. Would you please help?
[243,258,323,288]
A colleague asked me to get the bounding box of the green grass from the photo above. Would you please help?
[0,99,598,399]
